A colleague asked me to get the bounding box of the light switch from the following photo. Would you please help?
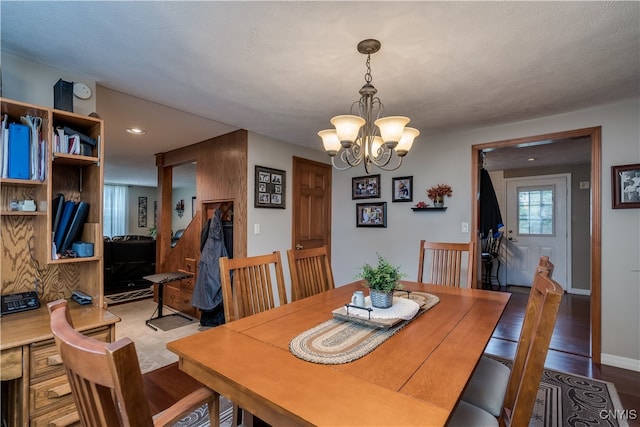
[254,224,261,235]
[461,223,469,233]
[580,181,590,189]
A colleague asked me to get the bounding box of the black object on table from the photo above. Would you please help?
[143,272,193,331]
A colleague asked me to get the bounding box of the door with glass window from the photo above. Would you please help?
[505,175,570,289]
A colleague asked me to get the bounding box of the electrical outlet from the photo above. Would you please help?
[461,222,469,233]
[254,224,261,235]
[580,181,590,189]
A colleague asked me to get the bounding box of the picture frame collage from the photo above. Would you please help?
[353,175,414,228]
[255,165,286,209]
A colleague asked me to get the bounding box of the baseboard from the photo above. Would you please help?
[601,353,640,372]
[567,288,590,296]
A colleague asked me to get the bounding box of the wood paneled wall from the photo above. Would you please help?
[156,130,248,273]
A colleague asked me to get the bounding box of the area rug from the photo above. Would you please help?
[174,402,233,427]
[108,299,201,373]
[104,287,154,305]
[489,356,629,427]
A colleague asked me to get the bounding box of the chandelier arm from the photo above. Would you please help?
[339,146,363,168]
[374,155,404,172]
[330,156,357,171]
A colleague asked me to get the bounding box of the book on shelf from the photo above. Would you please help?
[7,123,30,179]
[52,193,65,233]
[20,115,41,180]
[54,126,94,156]
[54,201,76,252]
[0,114,7,178]
[68,134,81,155]
[0,116,47,181]
[59,201,89,254]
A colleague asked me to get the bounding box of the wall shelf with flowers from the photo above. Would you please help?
[426,184,452,208]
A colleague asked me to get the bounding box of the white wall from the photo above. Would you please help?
[2,52,97,116]
[247,132,330,302]
[331,98,640,370]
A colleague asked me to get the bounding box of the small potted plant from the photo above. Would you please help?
[427,184,453,207]
[357,254,405,308]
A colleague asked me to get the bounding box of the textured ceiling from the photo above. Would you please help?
[2,1,638,186]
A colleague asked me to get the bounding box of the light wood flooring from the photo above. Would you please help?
[143,290,640,425]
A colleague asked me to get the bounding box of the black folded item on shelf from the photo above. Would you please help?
[62,126,97,146]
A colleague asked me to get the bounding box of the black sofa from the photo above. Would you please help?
[104,236,156,295]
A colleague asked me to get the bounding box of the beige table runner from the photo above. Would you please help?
[289,291,439,364]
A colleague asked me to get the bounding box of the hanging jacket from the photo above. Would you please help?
[191,209,227,311]
[480,168,504,239]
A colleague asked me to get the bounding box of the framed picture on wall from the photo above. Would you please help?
[138,196,147,227]
[352,174,381,199]
[255,165,286,209]
[356,202,387,227]
[392,176,413,202]
[612,163,640,209]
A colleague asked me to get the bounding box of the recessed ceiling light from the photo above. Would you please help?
[528,157,535,161]
[126,128,146,135]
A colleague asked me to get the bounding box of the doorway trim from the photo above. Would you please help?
[470,126,602,363]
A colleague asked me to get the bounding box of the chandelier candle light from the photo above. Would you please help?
[318,39,419,173]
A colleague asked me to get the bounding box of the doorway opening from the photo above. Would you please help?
[471,126,602,362]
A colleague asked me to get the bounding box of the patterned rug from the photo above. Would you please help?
[489,356,629,427]
[174,402,233,427]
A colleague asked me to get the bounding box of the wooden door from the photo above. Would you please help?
[292,157,332,257]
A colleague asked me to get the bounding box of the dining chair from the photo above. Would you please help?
[537,255,555,277]
[47,299,219,427]
[219,251,288,323]
[219,251,288,427]
[417,240,475,287]
[455,263,564,425]
[287,246,335,301]
[461,255,557,416]
[481,232,503,290]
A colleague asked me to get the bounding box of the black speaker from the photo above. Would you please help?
[53,79,73,112]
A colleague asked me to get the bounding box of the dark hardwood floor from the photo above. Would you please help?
[144,289,640,425]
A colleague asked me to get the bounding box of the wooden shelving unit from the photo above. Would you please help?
[1,97,109,426]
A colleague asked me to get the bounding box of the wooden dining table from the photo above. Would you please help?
[167,281,510,426]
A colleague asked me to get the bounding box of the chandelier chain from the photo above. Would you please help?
[364,54,372,84]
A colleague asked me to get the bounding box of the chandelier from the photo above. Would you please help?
[318,39,419,173]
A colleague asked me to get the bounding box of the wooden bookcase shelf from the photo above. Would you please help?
[1,97,104,303]
[1,97,107,427]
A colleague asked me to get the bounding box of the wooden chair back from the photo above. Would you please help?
[536,255,555,278]
[417,241,475,287]
[47,300,217,427]
[499,270,563,427]
[287,246,335,301]
[220,251,288,322]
